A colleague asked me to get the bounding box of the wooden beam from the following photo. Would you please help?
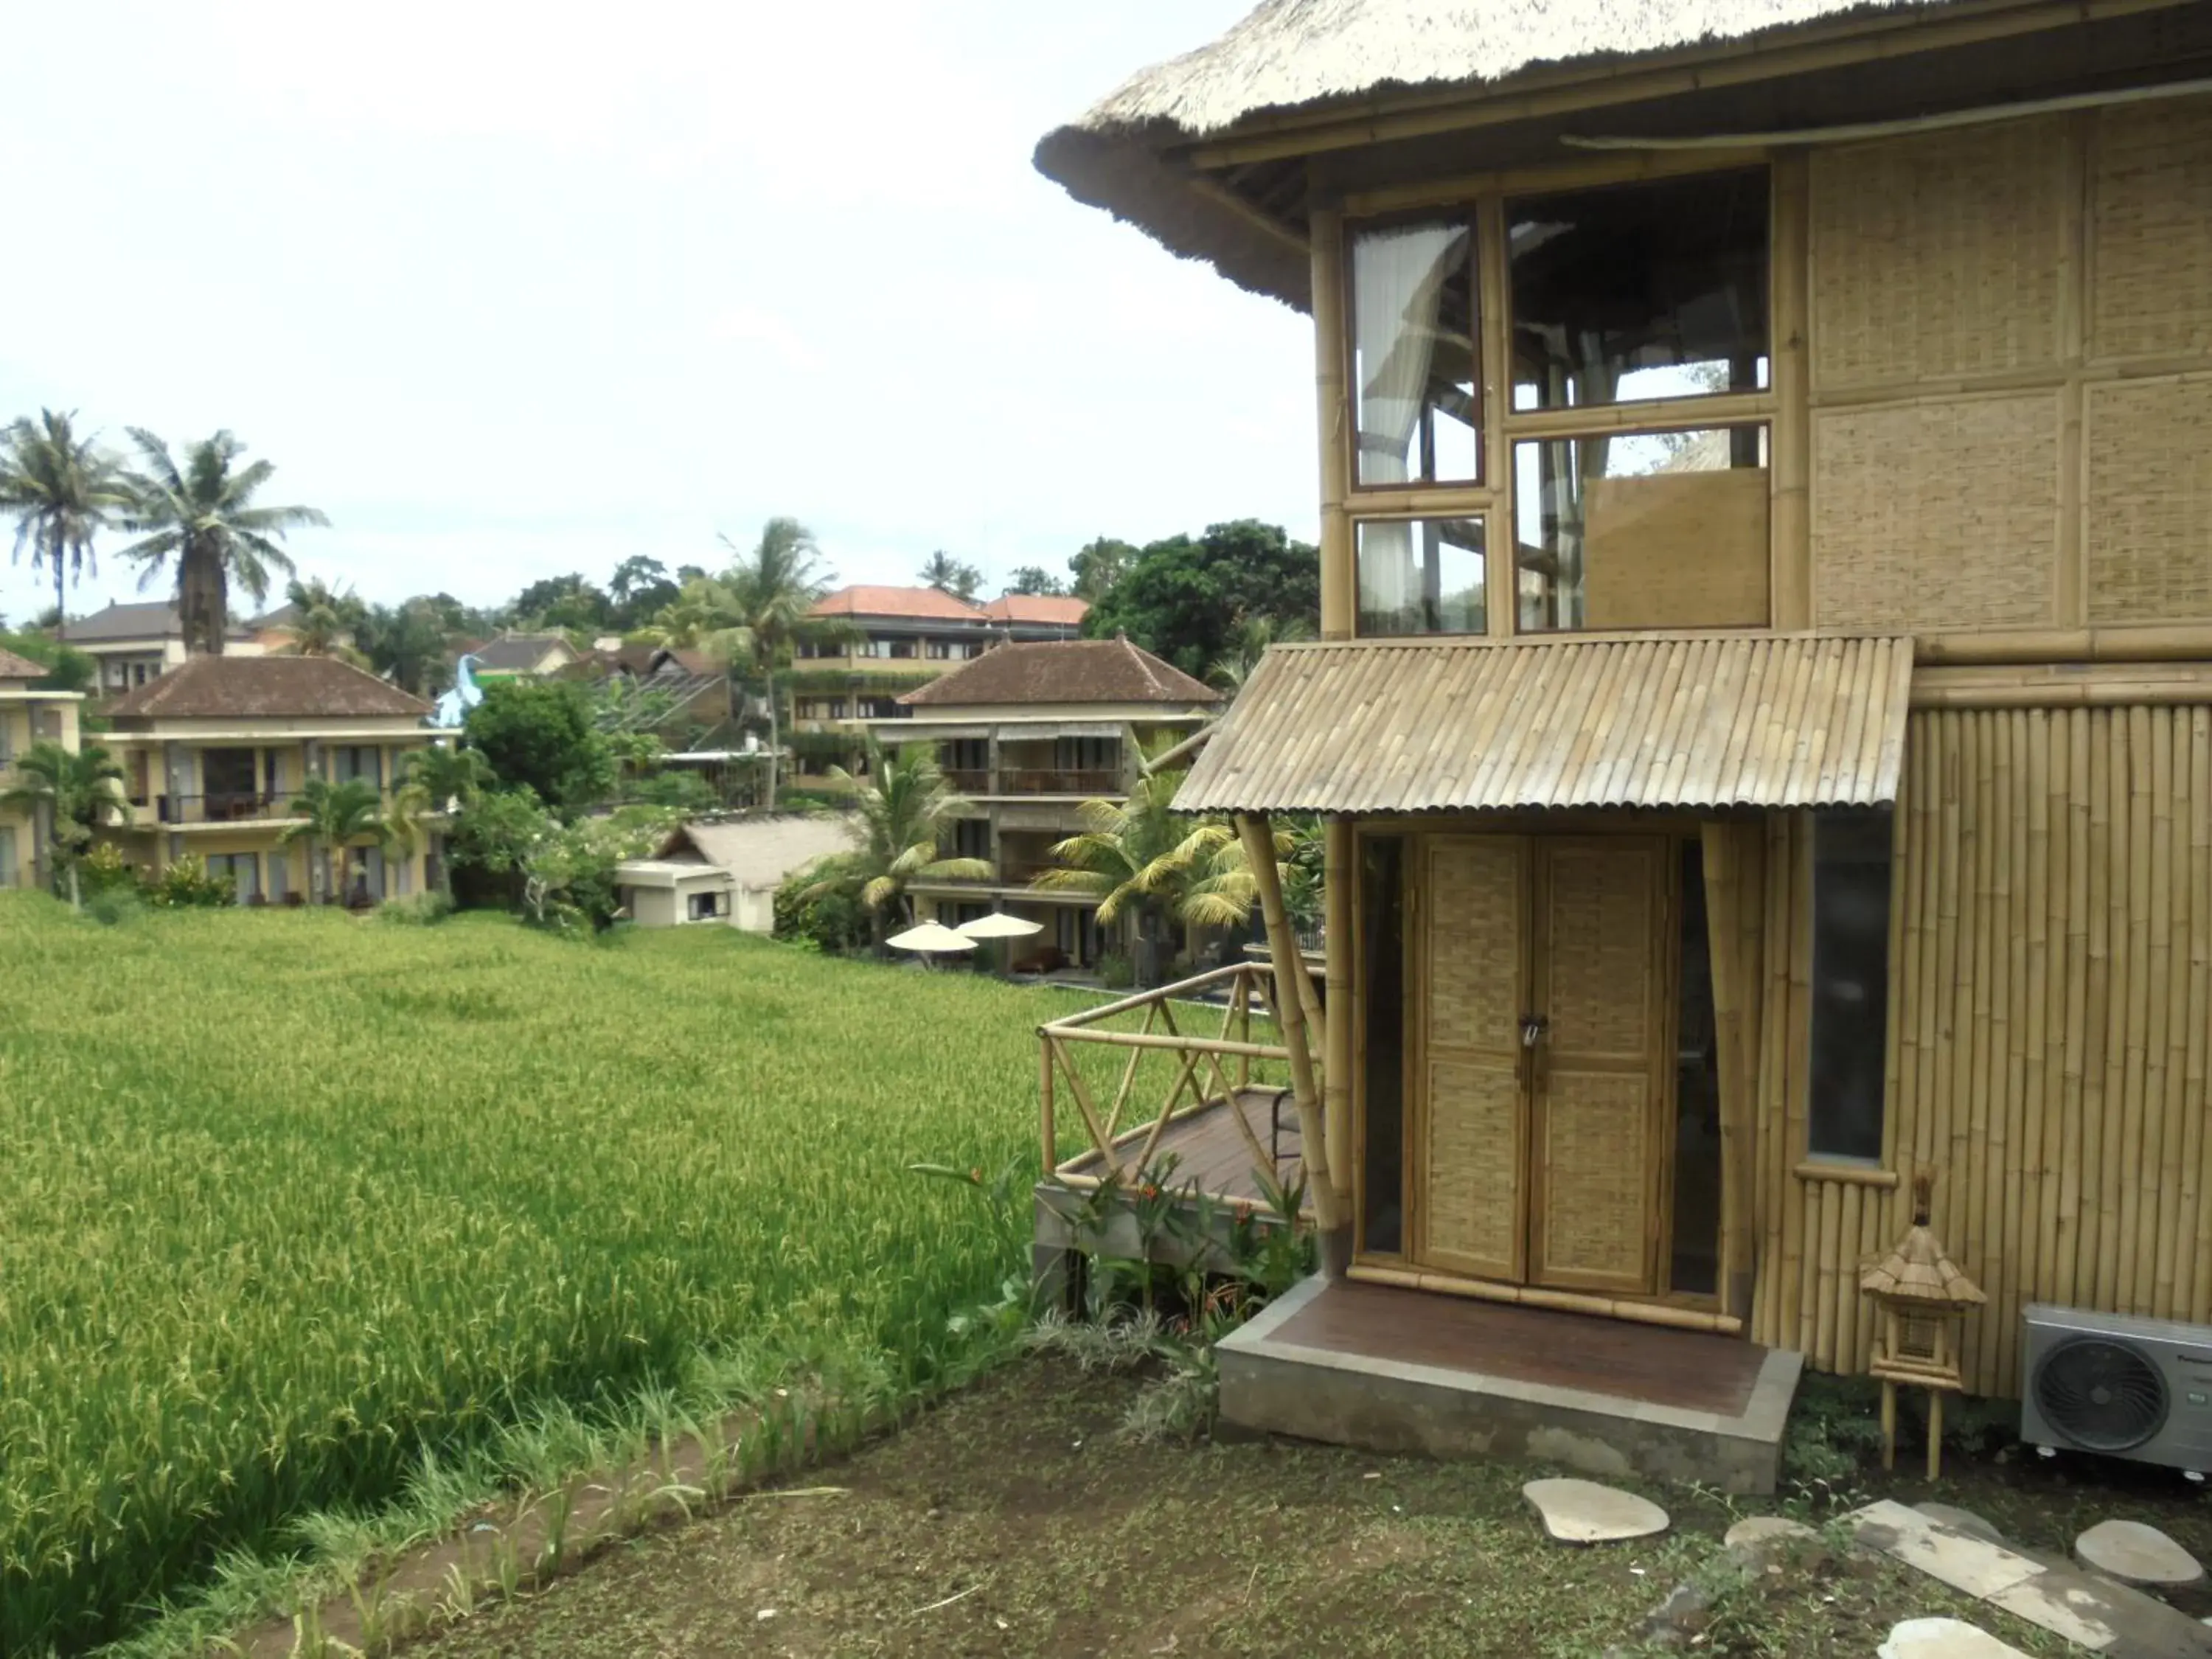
[1702,821,1759,1322]
[1770,151,1812,630]
[1237,810,1344,1233]
[1310,203,1356,641]
[1324,818,1357,1216]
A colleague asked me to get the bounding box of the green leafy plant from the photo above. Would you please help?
[142,852,237,908]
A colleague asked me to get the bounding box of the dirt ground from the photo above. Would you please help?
[392,1357,2197,1659]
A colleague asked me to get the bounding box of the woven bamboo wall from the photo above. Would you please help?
[1805,98,2212,639]
[1753,708,2212,1398]
[1810,394,2060,631]
[2084,376,2212,622]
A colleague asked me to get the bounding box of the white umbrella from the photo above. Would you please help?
[955,913,1044,941]
[886,921,978,954]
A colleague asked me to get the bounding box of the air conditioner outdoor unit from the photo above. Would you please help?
[2020,1303,2212,1473]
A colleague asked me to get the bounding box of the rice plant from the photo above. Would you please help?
[0,894,1067,1654]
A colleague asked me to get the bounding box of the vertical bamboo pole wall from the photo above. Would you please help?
[1761,706,2212,1397]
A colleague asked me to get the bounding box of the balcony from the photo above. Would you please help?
[942,767,992,794]
[147,791,300,827]
[994,767,1122,797]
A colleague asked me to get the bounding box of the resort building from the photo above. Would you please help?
[616,815,855,932]
[467,633,581,680]
[790,584,1090,788]
[65,602,258,698]
[0,647,86,892]
[101,655,439,904]
[876,636,1217,970]
[1035,0,2212,1485]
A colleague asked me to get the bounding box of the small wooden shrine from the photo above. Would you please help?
[1861,1178,1986,1478]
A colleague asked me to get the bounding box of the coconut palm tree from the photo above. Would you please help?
[799,740,990,950]
[698,518,851,806]
[119,430,329,656]
[1031,765,1234,986]
[276,577,367,662]
[279,776,392,905]
[0,410,131,638]
[0,738,124,908]
[1208,613,1312,698]
[917,549,981,601]
[358,599,453,698]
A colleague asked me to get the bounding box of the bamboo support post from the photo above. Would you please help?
[1324,817,1355,1200]
[1039,1033,1056,1177]
[1237,811,1342,1233]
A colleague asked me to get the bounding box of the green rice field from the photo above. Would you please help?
[0,894,1071,1654]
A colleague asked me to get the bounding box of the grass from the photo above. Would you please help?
[0,894,1145,1655]
[401,1357,2082,1659]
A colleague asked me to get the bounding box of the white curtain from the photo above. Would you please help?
[1353,225,1458,623]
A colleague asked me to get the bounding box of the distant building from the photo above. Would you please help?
[100,656,439,905]
[65,602,260,697]
[467,633,581,680]
[616,815,855,931]
[789,585,1089,789]
[873,636,1217,970]
[0,647,86,891]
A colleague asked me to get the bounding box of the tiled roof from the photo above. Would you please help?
[981,594,1090,626]
[63,601,249,644]
[900,637,1220,709]
[105,655,432,721]
[810,585,987,623]
[472,634,576,672]
[0,647,46,681]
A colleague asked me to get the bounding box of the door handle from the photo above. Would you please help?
[1520,1015,1548,1049]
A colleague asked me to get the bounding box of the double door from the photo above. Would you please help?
[1414,835,1672,1295]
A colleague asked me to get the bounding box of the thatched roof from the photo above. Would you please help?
[1862,1222,1986,1307]
[1035,0,1952,307]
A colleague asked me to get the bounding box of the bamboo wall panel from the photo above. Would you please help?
[2084,376,2212,623]
[1761,707,2212,1397]
[1809,119,2067,391]
[2088,101,2212,362]
[1811,394,2060,631]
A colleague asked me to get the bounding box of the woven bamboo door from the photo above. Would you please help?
[1528,838,1669,1295]
[1415,837,1530,1281]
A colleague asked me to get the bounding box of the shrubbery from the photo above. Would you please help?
[773,860,869,953]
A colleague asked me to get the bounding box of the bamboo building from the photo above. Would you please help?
[1030,0,2212,1484]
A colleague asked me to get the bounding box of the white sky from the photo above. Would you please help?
[0,1,1312,622]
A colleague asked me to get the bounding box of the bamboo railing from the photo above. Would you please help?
[1037,961,1293,1201]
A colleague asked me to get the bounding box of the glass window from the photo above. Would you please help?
[0,825,16,888]
[1672,841,1721,1297]
[1514,425,1768,632]
[1809,810,1893,1163]
[1350,218,1480,487]
[1510,169,1769,411]
[1359,837,1405,1256]
[1356,518,1486,637]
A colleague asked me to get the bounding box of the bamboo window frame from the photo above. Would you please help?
[1335,157,1787,641]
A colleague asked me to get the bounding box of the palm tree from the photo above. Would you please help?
[276,577,368,663]
[1208,613,1312,698]
[799,740,990,950]
[1029,744,1274,985]
[119,430,329,656]
[917,550,981,601]
[358,599,453,697]
[0,738,123,909]
[0,410,130,638]
[702,518,850,806]
[279,776,392,905]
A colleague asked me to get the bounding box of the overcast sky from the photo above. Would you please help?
[0,1,1312,624]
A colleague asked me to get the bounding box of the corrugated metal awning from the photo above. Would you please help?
[1175,633,1915,815]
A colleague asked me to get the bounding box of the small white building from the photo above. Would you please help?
[616,815,853,932]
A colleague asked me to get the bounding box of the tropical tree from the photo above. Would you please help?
[393,742,493,826]
[917,549,982,601]
[464,678,615,816]
[279,776,392,905]
[1068,535,1138,603]
[0,410,130,637]
[1005,565,1068,597]
[118,429,328,655]
[357,599,454,697]
[0,738,123,908]
[277,576,368,662]
[1208,612,1312,698]
[699,517,849,806]
[798,740,988,950]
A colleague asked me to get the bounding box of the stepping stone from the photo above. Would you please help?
[1879,1617,2031,1659]
[1724,1515,1817,1557]
[1916,1503,2004,1544]
[2075,1519,2206,1589]
[1522,1477,1669,1544]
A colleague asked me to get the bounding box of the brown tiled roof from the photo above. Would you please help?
[981,594,1090,626]
[105,655,432,721]
[810,584,985,623]
[0,647,46,681]
[900,638,1220,709]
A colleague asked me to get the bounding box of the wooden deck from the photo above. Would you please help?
[1054,1088,1304,1208]
[1272,1279,1766,1416]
